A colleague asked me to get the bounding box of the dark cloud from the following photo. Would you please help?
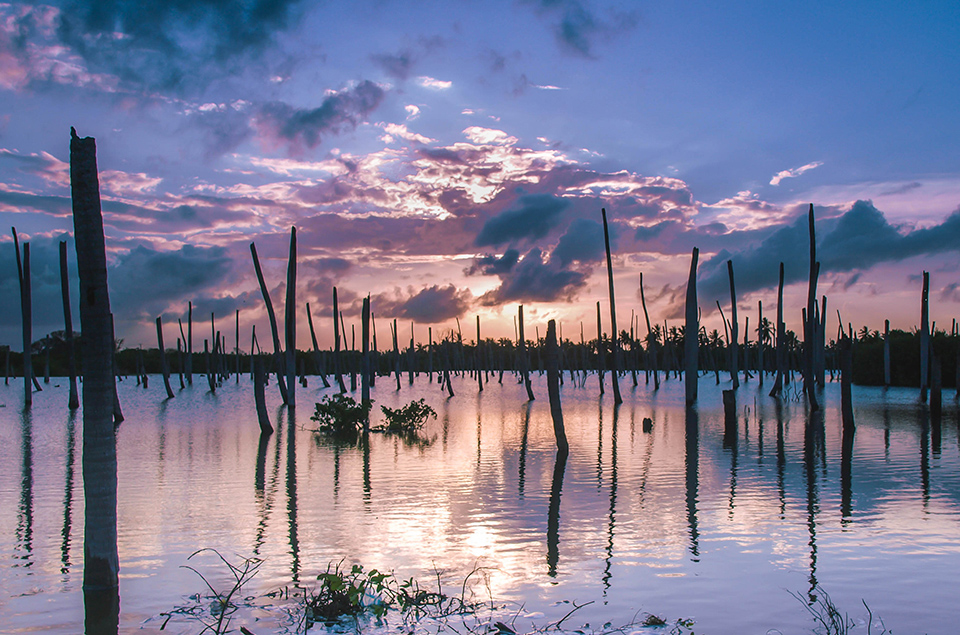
[525,0,638,58]
[465,249,521,276]
[478,247,588,305]
[188,106,255,158]
[635,220,679,242]
[53,0,305,90]
[697,200,960,305]
[371,49,416,80]
[552,217,615,266]
[109,244,234,320]
[255,81,386,150]
[371,284,472,323]
[475,194,569,246]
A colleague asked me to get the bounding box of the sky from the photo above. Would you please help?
[1,0,959,350]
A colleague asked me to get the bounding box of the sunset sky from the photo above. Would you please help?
[1,1,959,350]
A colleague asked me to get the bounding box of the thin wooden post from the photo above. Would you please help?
[601,208,622,404]
[156,317,174,399]
[685,247,699,404]
[59,240,80,409]
[727,260,739,389]
[545,320,568,453]
[519,305,535,400]
[285,227,297,408]
[804,204,820,411]
[13,230,32,405]
[920,271,930,402]
[333,287,346,392]
[640,273,659,389]
[70,127,119,605]
[770,263,785,397]
[361,297,371,430]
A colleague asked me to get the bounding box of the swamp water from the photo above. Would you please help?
[2,374,960,633]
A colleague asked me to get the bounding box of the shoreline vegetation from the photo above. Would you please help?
[3,322,958,390]
[158,551,881,635]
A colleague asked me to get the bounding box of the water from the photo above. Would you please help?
[2,372,960,634]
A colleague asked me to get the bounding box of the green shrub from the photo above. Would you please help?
[310,393,372,435]
[377,398,437,433]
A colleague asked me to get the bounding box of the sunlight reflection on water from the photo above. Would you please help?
[1,374,960,633]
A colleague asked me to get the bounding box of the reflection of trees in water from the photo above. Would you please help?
[804,410,825,603]
[684,406,699,561]
[602,405,619,595]
[546,447,568,578]
[284,408,300,583]
[61,410,78,576]
[518,402,531,498]
[17,408,33,569]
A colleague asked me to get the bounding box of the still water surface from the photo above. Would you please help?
[1,373,960,633]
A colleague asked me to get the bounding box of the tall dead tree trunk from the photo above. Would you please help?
[804,204,820,411]
[186,302,193,386]
[59,240,80,409]
[70,128,119,619]
[250,242,289,403]
[285,227,297,408]
[920,271,930,402]
[333,287,346,393]
[883,319,891,387]
[13,229,32,406]
[306,303,331,388]
[519,305,535,400]
[361,297,371,431]
[770,263,786,397]
[601,208,623,404]
[684,247,699,404]
[476,316,483,392]
[640,273,659,390]
[156,317,174,399]
[727,259,739,389]
[545,319,568,453]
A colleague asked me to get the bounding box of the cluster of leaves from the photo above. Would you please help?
[304,561,485,628]
[377,398,437,433]
[310,393,373,435]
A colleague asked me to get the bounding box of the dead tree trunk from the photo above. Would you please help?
[727,259,739,389]
[758,301,764,387]
[476,316,483,392]
[684,247,699,404]
[60,240,80,409]
[519,305,535,400]
[284,227,297,408]
[920,271,930,402]
[601,208,622,404]
[333,287,346,393]
[640,273,659,390]
[883,319,891,387]
[770,263,785,397]
[545,319,568,453]
[186,302,193,386]
[306,303,331,388]
[70,127,119,603]
[13,229,33,406]
[804,204,820,411]
[250,243,289,403]
[254,355,272,434]
[361,297,371,431]
[156,317,174,399]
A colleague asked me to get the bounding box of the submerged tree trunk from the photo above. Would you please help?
[684,247,699,404]
[545,320,568,453]
[595,301,605,396]
[770,263,785,398]
[333,287,346,393]
[285,227,297,408]
[59,240,80,409]
[727,259,739,389]
[920,271,930,402]
[306,303,331,388]
[640,273,659,390]
[250,242,290,404]
[804,205,820,411]
[71,128,119,613]
[361,297,371,431]
[156,317,174,399]
[13,230,32,406]
[519,305,535,400]
[601,208,623,404]
[883,319,891,387]
[186,302,193,386]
